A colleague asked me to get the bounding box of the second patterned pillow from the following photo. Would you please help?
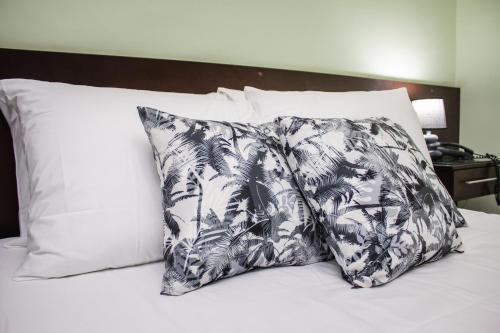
[276,116,464,288]
[138,107,331,295]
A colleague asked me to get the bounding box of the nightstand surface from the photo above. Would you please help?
[434,159,496,170]
[433,159,498,201]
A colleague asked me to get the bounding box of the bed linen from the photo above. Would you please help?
[1,208,499,333]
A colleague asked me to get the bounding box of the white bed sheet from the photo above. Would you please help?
[1,209,500,333]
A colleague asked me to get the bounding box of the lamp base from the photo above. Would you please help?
[423,130,439,142]
[423,130,442,161]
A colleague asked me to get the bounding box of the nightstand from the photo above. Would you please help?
[433,160,498,201]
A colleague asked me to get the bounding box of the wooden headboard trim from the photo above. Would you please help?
[0,48,460,237]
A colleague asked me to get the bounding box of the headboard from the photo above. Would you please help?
[0,48,460,238]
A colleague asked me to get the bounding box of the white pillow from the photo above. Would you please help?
[216,87,255,114]
[0,79,254,279]
[0,84,242,249]
[2,86,250,250]
[244,87,431,162]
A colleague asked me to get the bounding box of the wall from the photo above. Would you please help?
[4,0,498,212]
[456,0,500,214]
[0,0,456,85]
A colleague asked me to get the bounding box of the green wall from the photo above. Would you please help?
[2,0,499,212]
[0,0,456,85]
[456,0,500,214]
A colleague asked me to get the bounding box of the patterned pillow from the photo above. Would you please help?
[276,116,465,288]
[138,107,331,295]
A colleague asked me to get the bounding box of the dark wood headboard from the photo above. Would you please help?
[0,48,460,238]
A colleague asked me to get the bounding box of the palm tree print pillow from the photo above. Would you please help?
[138,107,331,295]
[276,116,465,288]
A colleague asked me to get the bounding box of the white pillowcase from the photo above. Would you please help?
[0,79,254,279]
[1,85,251,249]
[244,87,431,162]
[216,87,255,114]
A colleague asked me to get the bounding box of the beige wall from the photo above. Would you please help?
[0,0,456,85]
[456,0,500,213]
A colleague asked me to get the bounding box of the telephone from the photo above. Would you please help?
[437,142,474,162]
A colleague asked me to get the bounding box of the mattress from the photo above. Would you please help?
[1,209,500,333]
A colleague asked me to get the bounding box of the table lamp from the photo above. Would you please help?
[411,98,446,160]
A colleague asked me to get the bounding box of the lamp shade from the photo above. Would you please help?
[411,99,447,129]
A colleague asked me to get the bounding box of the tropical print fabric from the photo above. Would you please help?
[276,116,465,288]
[138,107,331,295]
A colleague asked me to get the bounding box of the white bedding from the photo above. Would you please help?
[1,209,500,333]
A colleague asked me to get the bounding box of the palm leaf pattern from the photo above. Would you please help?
[138,107,331,295]
[277,116,465,288]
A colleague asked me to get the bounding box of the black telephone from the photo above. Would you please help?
[437,142,474,162]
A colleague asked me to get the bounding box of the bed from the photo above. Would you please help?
[1,209,500,333]
[0,49,499,333]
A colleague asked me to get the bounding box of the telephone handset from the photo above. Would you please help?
[437,142,474,161]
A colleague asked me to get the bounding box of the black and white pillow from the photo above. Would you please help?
[138,107,331,295]
[276,116,464,288]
